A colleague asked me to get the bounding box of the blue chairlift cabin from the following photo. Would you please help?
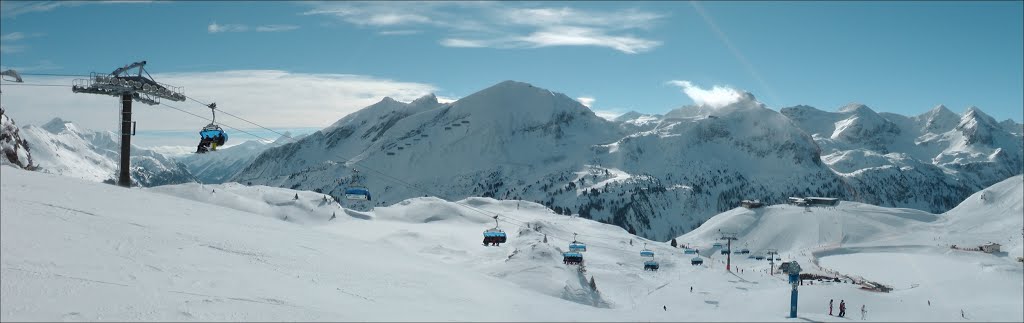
[644,260,659,271]
[712,242,723,248]
[640,243,655,257]
[196,103,228,153]
[569,233,587,252]
[343,170,372,201]
[563,251,583,265]
[683,248,696,254]
[482,215,507,246]
[691,256,704,265]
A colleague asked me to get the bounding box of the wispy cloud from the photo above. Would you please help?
[0,32,44,54]
[576,97,595,108]
[0,44,27,54]
[667,80,743,108]
[255,25,300,32]
[0,1,64,18]
[379,30,423,36]
[1,32,26,42]
[208,22,300,33]
[0,1,154,18]
[303,2,664,54]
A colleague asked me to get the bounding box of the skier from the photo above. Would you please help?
[861,304,866,320]
[663,305,667,311]
[690,286,693,293]
[839,300,846,318]
[961,309,966,319]
[928,300,931,306]
[829,299,834,316]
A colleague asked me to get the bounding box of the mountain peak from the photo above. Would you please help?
[839,103,873,114]
[410,93,438,106]
[41,118,76,134]
[962,106,997,124]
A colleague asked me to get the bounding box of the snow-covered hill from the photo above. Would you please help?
[177,132,305,184]
[0,108,36,170]
[3,165,1021,321]
[19,118,196,187]
[781,103,1022,212]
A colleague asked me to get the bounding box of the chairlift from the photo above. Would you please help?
[640,243,655,258]
[343,169,372,201]
[563,251,583,265]
[644,260,660,271]
[482,215,507,246]
[683,248,696,254]
[712,242,723,248]
[387,152,395,155]
[568,232,587,252]
[691,256,704,265]
[196,103,228,153]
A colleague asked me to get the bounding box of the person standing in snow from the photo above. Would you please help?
[690,286,693,293]
[663,305,667,311]
[829,299,834,316]
[861,304,866,320]
[839,300,846,318]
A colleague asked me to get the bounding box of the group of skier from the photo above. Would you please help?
[830,299,865,320]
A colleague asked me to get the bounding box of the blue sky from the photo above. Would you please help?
[1,0,1021,145]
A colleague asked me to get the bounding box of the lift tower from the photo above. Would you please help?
[72,61,185,187]
[719,232,738,271]
[767,249,780,274]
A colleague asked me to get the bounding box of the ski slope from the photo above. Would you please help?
[2,166,1021,321]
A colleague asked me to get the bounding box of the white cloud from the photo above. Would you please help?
[0,44,27,54]
[667,80,743,108]
[0,1,65,17]
[576,96,595,108]
[208,22,248,33]
[304,2,663,54]
[436,95,459,104]
[1,32,26,42]
[0,71,442,140]
[208,22,299,33]
[379,30,423,36]
[0,1,155,18]
[516,26,661,54]
[1,32,44,53]
[255,25,300,32]
[439,38,490,48]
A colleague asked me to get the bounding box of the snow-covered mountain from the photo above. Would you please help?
[612,111,663,132]
[19,118,197,187]
[0,108,36,170]
[233,81,1021,240]
[781,103,1023,211]
[177,132,305,184]
[3,165,1021,321]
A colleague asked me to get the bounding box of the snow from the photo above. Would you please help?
[3,166,1021,321]
[17,118,195,186]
